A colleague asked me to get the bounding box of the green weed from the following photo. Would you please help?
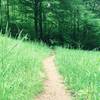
[55,47,100,100]
[0,35,50,100]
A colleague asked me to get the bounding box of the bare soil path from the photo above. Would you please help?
[36,55,72,100]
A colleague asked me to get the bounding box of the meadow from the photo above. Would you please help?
[0,35,50,100]
[0,34,100,100]
[55,47,100,100]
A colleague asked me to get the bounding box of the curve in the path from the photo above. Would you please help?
[36,55,72,100]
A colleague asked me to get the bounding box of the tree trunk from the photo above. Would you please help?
[34,0,39,39]
[38,0,43,40]
[0,0,2,29]
[6,0,10,25]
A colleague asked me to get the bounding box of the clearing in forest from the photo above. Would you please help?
[36,55,72,100]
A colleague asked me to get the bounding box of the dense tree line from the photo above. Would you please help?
[0,0,100,50]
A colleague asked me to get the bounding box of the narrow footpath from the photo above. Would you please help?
[36,55,72,100]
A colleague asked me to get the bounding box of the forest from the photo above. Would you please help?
[0,0,100,100]
[0,0,100,50]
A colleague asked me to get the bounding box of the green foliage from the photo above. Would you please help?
[0,0,100,49]
[0,35,50,100]
[55,47,100,100]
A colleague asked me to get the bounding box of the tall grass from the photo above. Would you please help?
[0,35,50,100]
[55,47,100,100]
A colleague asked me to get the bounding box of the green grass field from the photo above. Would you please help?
[55,47,100,100]
[0,35,50,100]
[1,34,100,100]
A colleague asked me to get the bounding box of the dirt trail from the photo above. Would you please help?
[36,55,72,100]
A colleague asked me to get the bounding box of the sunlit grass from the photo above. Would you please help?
[0,35,50,100]
[55,47,100,100]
